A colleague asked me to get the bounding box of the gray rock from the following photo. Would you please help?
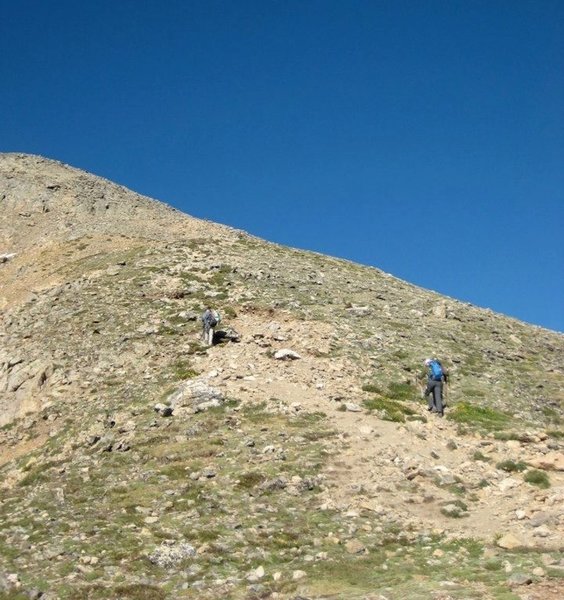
[346,305,371,317]
[149,542,196,568]
[178,311,199,321]
[219,327,241,343]
[167,378,224,413]
[201,467,217,479]
[507,573,533,586]
[154,403,173,417]
[259,477,287,492]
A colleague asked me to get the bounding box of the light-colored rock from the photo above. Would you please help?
[167,378,224,413]
[497,533,524,550]
[345,539,366,554]
[273,349,302,360]
[498,478,521,492]
[527,452,564,471]
[148,542,196,568]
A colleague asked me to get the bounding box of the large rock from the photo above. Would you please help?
[166,378,224,413]
[497,533,525,550]
[526,452,564,472]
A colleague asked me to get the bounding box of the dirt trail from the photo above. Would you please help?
[191,312,564,547]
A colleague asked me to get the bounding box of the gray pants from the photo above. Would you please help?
[202,323,214,346]
[425,380,443,414]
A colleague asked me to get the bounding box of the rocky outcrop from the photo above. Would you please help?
[0,352,55,426]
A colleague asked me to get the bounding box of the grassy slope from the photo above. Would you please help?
[1,232,563,599]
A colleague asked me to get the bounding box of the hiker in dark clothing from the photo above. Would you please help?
[423,358,448,416]
[201,307,220,346]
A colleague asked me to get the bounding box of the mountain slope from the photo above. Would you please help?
[0,154,562,600]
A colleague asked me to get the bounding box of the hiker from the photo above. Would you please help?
[423,358,448,416]
[201,307,220,346]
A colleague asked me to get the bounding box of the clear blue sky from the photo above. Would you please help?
[2,1,563,332]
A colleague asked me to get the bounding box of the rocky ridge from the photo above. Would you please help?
[0,153,563,599]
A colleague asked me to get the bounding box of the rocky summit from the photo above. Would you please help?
[0,153,563,600]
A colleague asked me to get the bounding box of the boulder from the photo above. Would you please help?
[497,533,524,550]
[149,542,196,568]
[526,452,564,472]
[167,378,224,413]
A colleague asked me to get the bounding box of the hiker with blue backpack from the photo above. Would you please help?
[423,358,448,416]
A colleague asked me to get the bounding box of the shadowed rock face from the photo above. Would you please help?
[0,154,563,599]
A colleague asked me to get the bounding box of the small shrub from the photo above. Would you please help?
[523,469,550,489]
[361,383,383,394]
[493,431,520,441]
[496,460,527,473]
[484,559,503,571]
[237,471,266,489]
[472,451,491,462]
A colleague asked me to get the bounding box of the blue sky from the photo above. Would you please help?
[2,1,563,332]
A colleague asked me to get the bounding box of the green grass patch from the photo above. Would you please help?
[541,406,562,424]
[237,471,266,490]
[288,411,327,427]
[493,431,521,441]
[66,584,167,600]
[19,468,49,487]
[462,388,487,398]
[364,397,417,423]
[387,381,418,401]
[523,469,550,489]
[447,402,512,432]
[362,383,383,394]
[169,360,198,380]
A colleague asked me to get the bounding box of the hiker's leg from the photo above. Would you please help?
[424,382,433,409]
[208,327,214,345]
[433,382,443,415]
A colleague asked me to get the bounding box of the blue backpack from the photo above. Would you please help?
[429,360,443,381]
